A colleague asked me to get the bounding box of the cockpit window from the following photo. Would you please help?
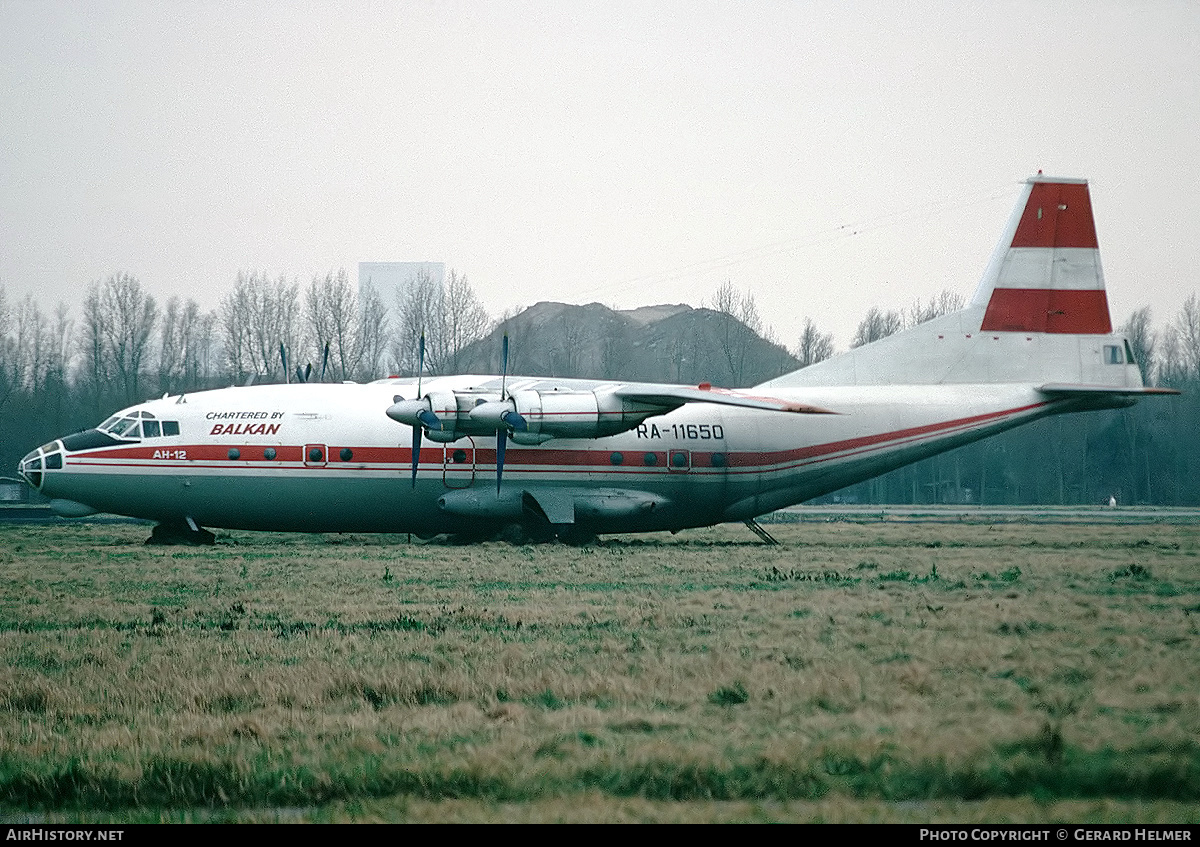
[107,418,141,438]
[95,412,179,440]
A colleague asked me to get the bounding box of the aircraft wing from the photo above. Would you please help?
[609,384,838,415]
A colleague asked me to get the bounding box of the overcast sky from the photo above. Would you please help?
[2,0,1197,353]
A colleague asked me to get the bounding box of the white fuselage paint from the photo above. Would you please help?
[23,376,1096,535]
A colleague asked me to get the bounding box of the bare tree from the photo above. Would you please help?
[793,317,835,368]
[706,280,765,385]
[851,306,904,348]
[392,268,490,376]
[306,269,364,382]
[84,274,158,403]
[220,271,300,382]
[159,296,212,394]
[391,269,441,375]
[191,308,219,387]
[1158,324,1186,387]
[0,287,15,410]
[599,314,634,379]
[78,285,110,406]
[1121,306,1156,385]
[357,284,389,380]
[550,309,592,377]
[158,296,185,393]
[1175,293,1200,381]
[45,303,73,395]
[907,290,966,326]
[11,293,45,393]
[441,270,490,374]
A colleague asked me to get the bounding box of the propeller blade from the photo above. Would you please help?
[407,333,431,487]
[320,341,329,383]
[495,428,507,494]
[500,333,509,399]
[295,366,305,384]
[280,343,289,383]
[411,425,422,489]
[417,332,425,396]
[416,408,442,431]
[304,363,312,382]
[500,408,528,432]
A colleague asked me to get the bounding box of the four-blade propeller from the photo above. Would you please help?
[472,334,527,493]
[388,333,527,494]
[383,334,443,488]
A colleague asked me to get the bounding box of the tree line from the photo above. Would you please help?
[1,271,1197,505]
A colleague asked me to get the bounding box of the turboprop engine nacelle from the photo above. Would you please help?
[392,387,680,442]
[505,389,664,439]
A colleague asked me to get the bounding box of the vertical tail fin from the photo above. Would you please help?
[760,174,1156,391]
[972,176,1112,334]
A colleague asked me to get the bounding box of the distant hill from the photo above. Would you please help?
[454,301,798,387]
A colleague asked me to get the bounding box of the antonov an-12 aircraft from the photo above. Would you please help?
[17,175,1177,543]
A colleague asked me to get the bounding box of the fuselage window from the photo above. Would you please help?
[143,420,162,438]
[163,421,180,436]
[1104,345,1123,365]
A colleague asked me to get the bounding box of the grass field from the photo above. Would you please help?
[1,519,1198,823]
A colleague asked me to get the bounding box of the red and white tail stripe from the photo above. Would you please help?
[975,176,1112,335]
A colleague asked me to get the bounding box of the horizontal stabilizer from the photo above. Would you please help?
[1038,383,1181,397]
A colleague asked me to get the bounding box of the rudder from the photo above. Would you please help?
[972,176,1112,335]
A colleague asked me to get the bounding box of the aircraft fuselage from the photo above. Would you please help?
[17,374,1106,537]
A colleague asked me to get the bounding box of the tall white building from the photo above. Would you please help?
[358,262,445,308]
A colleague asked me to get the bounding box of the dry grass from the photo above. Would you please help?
[1,519,1197,822]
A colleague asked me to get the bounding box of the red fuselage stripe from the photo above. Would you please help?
[66,401,1048,474]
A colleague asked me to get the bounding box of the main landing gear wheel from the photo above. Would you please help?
[498,521,558,545]
[146,520,216,546]
[555,525,597,546]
